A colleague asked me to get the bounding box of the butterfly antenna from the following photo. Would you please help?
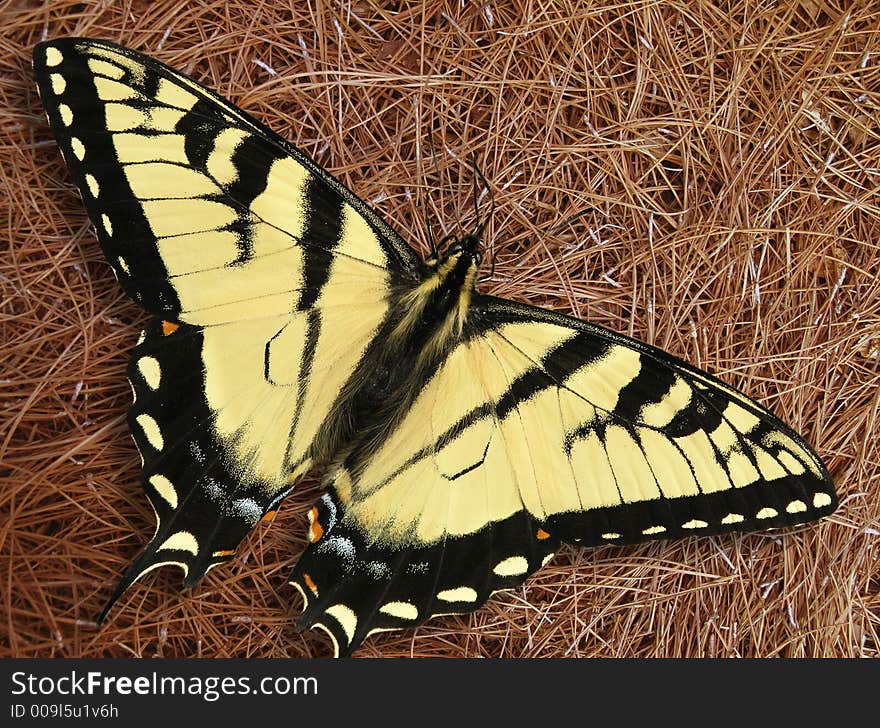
[472,155,494,239]
[468,155,497,280]
[546,207,596,236]
[422,129,440,259]
[424,190,438,260]
[428,129,455,256]
[471,154,481,234]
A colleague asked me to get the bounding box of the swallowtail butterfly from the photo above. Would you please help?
[34,38,836,657]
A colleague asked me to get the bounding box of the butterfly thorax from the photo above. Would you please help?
[388,235,481,356]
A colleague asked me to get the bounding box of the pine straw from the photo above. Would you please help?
[2,0,879,659]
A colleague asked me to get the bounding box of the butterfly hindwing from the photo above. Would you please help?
[33,38,415,613]
[100,318,292,617]
[291,295,835,655]
[290,494,558,657]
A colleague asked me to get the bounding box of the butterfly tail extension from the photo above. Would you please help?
[95,533,203,626]
[96,318,302,623]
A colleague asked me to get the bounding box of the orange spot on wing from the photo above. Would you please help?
[212,549,235,558]
[303,573,318,596]
[261,509,278,523]
[308,520,324,543]
[536,528,550,540]
[161,320,179,335]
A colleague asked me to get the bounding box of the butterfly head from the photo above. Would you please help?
[426,233,483,302]
[443,233,483,272]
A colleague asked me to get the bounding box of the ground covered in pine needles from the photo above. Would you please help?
[2,0,878,658]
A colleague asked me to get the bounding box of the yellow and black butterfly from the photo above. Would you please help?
[34,38,837,657]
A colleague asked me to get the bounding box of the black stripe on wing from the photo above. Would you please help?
[474,295,836,536]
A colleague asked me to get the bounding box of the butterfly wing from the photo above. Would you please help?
[33,38,418,615]
[291,295,836,655]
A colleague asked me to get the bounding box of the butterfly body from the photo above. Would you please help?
[308,232,484,470]
[34,38,837,657]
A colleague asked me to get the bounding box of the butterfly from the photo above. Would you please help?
[34,38,837,657]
